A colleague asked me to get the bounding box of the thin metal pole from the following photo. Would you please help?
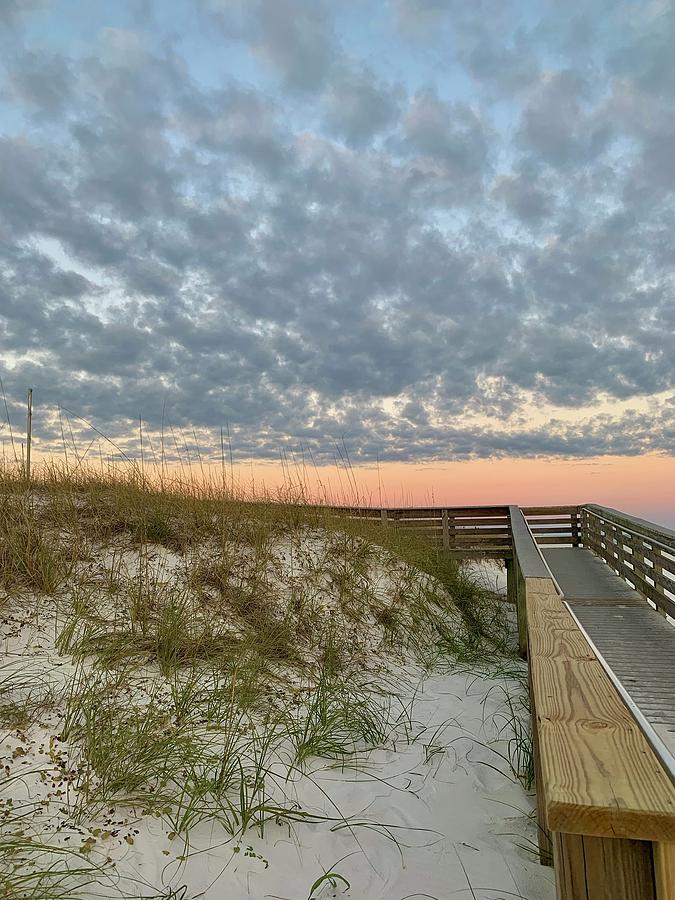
[26,388,32,481]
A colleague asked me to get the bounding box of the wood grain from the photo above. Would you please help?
[527,586,675,841]
[529,656,553,864]
[530,522,576,531]
[447,516,510,526]
[446,549,512,559]
[553,832,656,900]
[527,516,580,526]
[524,505,581,516]
[654,842,675,900]
[535,535,579,545]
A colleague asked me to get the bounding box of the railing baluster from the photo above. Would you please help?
[581,504,675,619]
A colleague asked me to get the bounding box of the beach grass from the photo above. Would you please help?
[0,458,528,898]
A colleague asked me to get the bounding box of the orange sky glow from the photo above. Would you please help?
[27,449,675,528]
[213,454,675,528]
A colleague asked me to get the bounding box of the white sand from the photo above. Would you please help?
[1,533,555,900]
[2,666,555,898]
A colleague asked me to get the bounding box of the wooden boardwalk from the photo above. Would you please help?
[332,500,675,899]
[514,509,675,900]
[543,546,641,602]
[544,546,675,771]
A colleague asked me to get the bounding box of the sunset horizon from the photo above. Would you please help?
[16,439,675,528]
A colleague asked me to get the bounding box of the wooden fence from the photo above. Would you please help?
[523,505,580,547]
[328,504,512,557]
[329,503,585,557]
[581,504,675,619]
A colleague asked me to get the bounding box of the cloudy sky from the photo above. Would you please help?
[0,0,674,472]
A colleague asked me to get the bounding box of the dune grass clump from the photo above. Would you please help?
[287,669,393,767]
[0,495,77,596]
[62,671,195,816]
[57,582,245,675]
[0,837,111,900]
[0,660,56,730]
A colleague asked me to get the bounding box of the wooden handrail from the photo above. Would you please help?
[329,503,588,556]
[584,503,675,546]
[523,505,581,547]
[580,504,675,619]
[510,506,553,578]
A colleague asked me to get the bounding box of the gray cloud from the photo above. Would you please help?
[398,91,490,201]
[0,0,673,464]
[608,3,675,95]
[253,0,336,91]
[177,82,291,176]
[493,163,555,224]
[2,51,74,116]
[322,66,402,146]
[391,0,463,33]
[518,70,613,168]
[0,0,48,26]
[391,0,539,98]
[461,29,540,95]
[206,0,337,92]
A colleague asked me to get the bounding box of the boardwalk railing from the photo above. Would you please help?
[507,505,557,657]
[523,505,580,546]
[580,504,675,619]
[331,503,584,554]
[329,504,512,557]
[330,502,675,617]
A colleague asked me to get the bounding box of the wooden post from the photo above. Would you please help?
[505,558,516,606]
[441,509,450,550]
[654,842,675,900]
[529,663,552,866]
[553,832,656,900]
[571,507,580,546]
[579,507,588,548]
[506,558,528,658]
[653,560,667,618]
[25,388,32,482]
[516,569,528,660]
[380,509,388,527]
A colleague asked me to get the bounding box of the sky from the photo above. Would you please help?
[0,0,674,519]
